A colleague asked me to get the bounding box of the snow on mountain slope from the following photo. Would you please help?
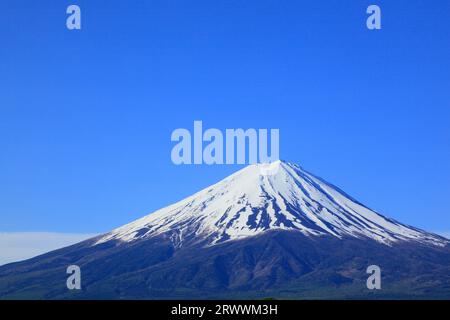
[95,161,447,247]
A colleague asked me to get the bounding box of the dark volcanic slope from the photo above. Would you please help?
[1,231,449,299]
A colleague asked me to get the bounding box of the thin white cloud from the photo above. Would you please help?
[0,232,97,266]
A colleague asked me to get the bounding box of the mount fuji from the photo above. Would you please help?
[1,161,449,299]
[95,161,446,247]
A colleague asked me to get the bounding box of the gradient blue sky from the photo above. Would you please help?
[1,0,449,236]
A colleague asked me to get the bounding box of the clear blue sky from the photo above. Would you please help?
[1,0,449,235]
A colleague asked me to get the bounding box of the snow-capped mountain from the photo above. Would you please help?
[1,160,449,299]
[96,160,446,247]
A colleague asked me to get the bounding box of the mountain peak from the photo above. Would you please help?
[95,161,448,248]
